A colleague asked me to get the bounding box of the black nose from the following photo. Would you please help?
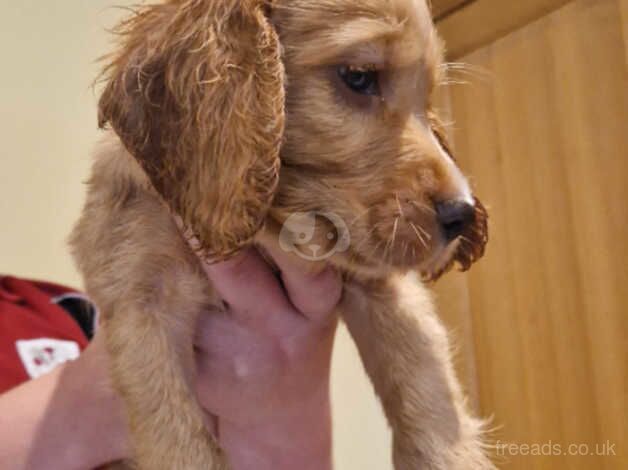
[436,200,476,241]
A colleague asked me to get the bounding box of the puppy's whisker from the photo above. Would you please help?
[410,222,428,249]
[391,217,399,248]
[383,242,392,263]
[383,218,399,263]
[415,223,432,241]
[367,239,386,262]
[441,61,491,78]
[439,63,492,90]
[383,235,393,259]
[395,193,405,218]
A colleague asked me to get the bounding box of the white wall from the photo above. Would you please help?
[0,2,392,468]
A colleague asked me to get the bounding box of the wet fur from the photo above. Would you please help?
[71,0,494,468]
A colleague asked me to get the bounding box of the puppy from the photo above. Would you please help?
[71,0,493,468]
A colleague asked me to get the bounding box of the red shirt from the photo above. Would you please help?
[0,276,94,393]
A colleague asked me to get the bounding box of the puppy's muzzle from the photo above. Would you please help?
[436,199,476,242]
[423,197,489,282]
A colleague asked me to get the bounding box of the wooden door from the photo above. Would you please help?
[434,1,628,468]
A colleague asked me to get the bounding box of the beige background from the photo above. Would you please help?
[0,2,392,469]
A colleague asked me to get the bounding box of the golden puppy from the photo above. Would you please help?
[71,0,493,468]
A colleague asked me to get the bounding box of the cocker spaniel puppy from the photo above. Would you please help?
[71,0,493,468]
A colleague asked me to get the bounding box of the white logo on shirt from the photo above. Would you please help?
[15,338,80,379]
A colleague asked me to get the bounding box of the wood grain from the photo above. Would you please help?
[430,0,473,20]
[436,0,572,58]
[434,0,627,468]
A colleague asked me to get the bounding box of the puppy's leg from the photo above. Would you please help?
[341,275,494,470]
[102,273,227,470]
[71,186,227,469]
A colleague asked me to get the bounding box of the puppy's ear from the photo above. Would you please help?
[98,0,285,261]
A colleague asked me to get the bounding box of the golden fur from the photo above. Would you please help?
[71,0,493,468]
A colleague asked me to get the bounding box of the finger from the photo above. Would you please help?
[174,216,293,322]
[203,248,293,324]
[263,239,343,322]
[284,266,342,322]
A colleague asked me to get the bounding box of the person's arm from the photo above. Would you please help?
[0,247,340,470]
[0,333,128,470]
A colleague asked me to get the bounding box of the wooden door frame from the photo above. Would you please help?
[435,0,573,58]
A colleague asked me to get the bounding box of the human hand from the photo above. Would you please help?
[0,241,341,470]
[194,245,342,469]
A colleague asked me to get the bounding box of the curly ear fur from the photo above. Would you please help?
[98,0,285,261]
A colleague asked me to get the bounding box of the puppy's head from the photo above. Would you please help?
[99,0,487,279]
[272,0,488,279]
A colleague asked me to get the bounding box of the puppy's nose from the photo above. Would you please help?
[436,200,476,241]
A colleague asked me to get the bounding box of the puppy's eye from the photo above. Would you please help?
[338,66,380,96]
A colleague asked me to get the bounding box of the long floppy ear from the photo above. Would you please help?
[98,0,285,261]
